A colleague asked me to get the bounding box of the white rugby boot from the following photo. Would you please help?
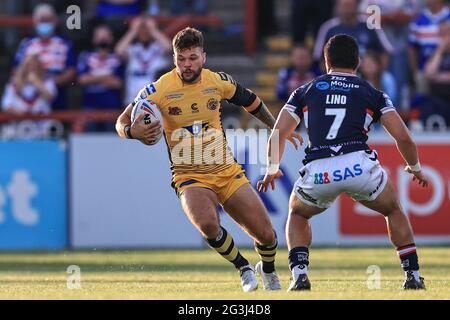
[255,261,282,290]
[239,264,258,292]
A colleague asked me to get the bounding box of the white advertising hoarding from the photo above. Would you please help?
[70,132,450,248]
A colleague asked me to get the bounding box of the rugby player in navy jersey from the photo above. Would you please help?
[258,34,428,291]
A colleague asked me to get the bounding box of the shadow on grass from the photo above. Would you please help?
[0,260,448,274]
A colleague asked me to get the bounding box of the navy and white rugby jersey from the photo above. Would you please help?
[283,72,395,164]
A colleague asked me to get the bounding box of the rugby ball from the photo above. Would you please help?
[131,99,163,145]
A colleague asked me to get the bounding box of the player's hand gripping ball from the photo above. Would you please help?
[131,99,163,145]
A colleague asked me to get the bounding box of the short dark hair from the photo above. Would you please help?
[323,34,359,70]
[172,27,204,51]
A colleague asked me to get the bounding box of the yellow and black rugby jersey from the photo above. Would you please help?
[133,68,254,176]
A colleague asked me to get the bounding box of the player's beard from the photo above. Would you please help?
[181,67,202,83]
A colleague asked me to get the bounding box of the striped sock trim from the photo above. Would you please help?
[255,239,278,273]
[397,243,417,257]
[207,227,248,268]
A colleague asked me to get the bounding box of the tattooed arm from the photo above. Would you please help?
[226,81,302,149]
[246,98,276,129]
[227,82,275,129]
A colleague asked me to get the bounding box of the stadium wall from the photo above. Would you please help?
[69,132,450,249]
[0,133,448,250]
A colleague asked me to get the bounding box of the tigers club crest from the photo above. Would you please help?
[207,98,219,111]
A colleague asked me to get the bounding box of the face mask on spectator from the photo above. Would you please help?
[36,22,54,37]
[95,41,112,51]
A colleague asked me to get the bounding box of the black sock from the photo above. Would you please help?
[288,246,309,271]
[397,243,420,271]
[206,226,249,269]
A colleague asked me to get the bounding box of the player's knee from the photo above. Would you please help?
[290,206,312,219]
[197,220,221,238]
[257,228,276,246]
[384,207,405,218]
[379,199,404,217]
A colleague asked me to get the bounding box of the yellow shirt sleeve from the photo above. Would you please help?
[215,71,237,100]
[132,79,162,106]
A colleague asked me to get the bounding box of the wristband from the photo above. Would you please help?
[408,162,421,172]
[124,125,133,139]
[266,163,280,175]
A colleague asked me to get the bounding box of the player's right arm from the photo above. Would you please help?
[257,109,302,192]
[115,103,161,145]
[380,111,428,187]
[116,81,163,144]
[257,89,305,192]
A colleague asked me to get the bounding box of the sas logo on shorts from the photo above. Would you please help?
[316,81,330,90]
[314,164,363,184]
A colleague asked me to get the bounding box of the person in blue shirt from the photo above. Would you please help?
[78,25,124,132]
[313,0,393,69]
[360,50,398,106]
[408,0,450,73]
[422,20,450,129]
[14,3,76,110]
[277,44,322,102]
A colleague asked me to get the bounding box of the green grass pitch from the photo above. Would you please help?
[0,247,448,299]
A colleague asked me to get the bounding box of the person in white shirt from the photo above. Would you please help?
[116,14,172,103]
[2,54,57,139]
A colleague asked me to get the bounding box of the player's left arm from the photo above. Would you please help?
[227,81,275,128]
[257,109,303,192]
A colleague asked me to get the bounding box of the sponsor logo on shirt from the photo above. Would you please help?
[330,81,359,92]
[168,106,182,116]
[166,93,184,100]
[191,103,199,113]
[145,84,156,95]
[139,84,156,100]
[201,87,218,95]
[316,81,330,90]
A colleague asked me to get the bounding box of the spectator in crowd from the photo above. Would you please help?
[115,14,171,104]
[96,0,144,17]
[1,54,57,139]
[409,0,450,72]
[291,0,334,45]
[276,44,321,102]
[313,0,394,69]
[422,20,450,129]
[168,0,208,15]
[360,0,420,108]
[77,25,124,132]
[360,50,398,103]
[13,3,76,110]
[407,0,449,131]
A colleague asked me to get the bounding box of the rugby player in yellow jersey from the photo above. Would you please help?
[116,27,302,292]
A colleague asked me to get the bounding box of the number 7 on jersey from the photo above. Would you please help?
[325,108,346,140]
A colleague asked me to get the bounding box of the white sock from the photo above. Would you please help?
[292,265,308,280]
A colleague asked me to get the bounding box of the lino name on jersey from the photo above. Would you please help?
[283,71,396,165]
